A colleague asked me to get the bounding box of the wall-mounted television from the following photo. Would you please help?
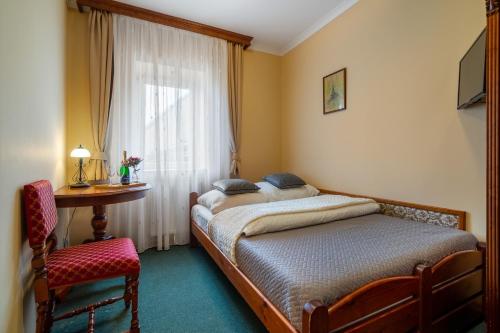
[457,29,486,109]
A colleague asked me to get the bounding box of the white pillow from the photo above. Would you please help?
[257,182,320,202]
[197,189,268,214]
[197,182,320,214]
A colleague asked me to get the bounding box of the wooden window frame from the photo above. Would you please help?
[76,0,253,48]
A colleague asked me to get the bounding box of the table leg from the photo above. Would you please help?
[84,205,114,242]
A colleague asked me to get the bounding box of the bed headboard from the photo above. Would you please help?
[318,189,466,230]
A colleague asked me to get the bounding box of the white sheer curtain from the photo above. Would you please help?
[107,15,231,252]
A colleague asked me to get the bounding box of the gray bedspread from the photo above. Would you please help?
[234,213,477,331]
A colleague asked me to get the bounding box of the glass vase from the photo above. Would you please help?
[132,168,139,183]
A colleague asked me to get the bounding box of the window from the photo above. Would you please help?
[143,84,192,173]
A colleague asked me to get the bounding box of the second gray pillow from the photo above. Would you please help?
[213,179,260,195]
[262,173,306,189]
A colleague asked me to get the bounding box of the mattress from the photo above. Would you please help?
[233,214,477,331]
[192,204,213,233]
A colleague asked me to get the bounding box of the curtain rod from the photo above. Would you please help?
[76,0,253,48]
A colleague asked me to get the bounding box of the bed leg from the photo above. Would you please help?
[478,242,487,321]
[303,300,328,333]
[190,229,199,248]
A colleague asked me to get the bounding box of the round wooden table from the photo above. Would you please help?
[54,184,151,242]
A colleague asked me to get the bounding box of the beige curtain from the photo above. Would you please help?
[88,10,113,180]
[227,42,243,177]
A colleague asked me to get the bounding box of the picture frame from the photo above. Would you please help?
[323,68,346,114]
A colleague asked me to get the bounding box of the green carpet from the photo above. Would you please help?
[52,245,485,333]
[52,246,266,333]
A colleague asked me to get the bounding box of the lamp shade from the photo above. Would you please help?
[70,145,91,158]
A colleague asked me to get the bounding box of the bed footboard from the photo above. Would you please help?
[303,270,424,333]
[428,243,485,332]
[303,244,485,333]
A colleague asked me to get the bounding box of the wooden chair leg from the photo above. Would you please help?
[44,290,56,333]
[124,276,131,309]
[36,301,48,333]
[88,307,96,333]
[129,275,140,333]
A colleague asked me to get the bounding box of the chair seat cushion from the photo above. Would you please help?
[47,238,140,288]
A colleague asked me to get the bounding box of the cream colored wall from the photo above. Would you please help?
[240,50,282,181]
[281,0,487,239]
[0,1,67,332]
[66,9,95,244]
[66,10,93,179]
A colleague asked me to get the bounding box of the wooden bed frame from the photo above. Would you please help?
[189,191,485,333]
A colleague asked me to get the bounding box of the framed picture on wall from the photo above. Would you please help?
[323,68,346,114]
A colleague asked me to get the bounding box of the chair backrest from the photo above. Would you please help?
[23,180,58,248]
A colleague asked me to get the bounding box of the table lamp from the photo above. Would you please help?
[70,144,91,188]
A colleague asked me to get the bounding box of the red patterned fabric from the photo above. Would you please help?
[47,238,140,288]
[23,180,58,247]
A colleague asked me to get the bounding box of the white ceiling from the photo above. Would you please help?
[114,0,358,55]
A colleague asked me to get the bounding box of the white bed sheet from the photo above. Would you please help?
[191,204,213,233]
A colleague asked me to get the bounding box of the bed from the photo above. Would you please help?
[189,188,485,333]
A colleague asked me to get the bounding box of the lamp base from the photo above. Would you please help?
[69,182,91,188]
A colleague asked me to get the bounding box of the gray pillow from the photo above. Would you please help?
[262,173,306,189]
[213,179,260,195]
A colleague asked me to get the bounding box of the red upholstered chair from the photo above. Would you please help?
[23,180,141,333]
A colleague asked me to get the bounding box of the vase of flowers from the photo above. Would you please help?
[127,156,143,183]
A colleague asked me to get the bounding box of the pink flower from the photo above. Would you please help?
[121,156,143,167]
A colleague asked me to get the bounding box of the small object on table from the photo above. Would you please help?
[120,152,144,184]
[105,162,121,184]
[54,183,151,242]
[70,144,91,188]
[120,150,130,185]
[110,174,121,184]
[127,156,144,183]
[94,182,147,189]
